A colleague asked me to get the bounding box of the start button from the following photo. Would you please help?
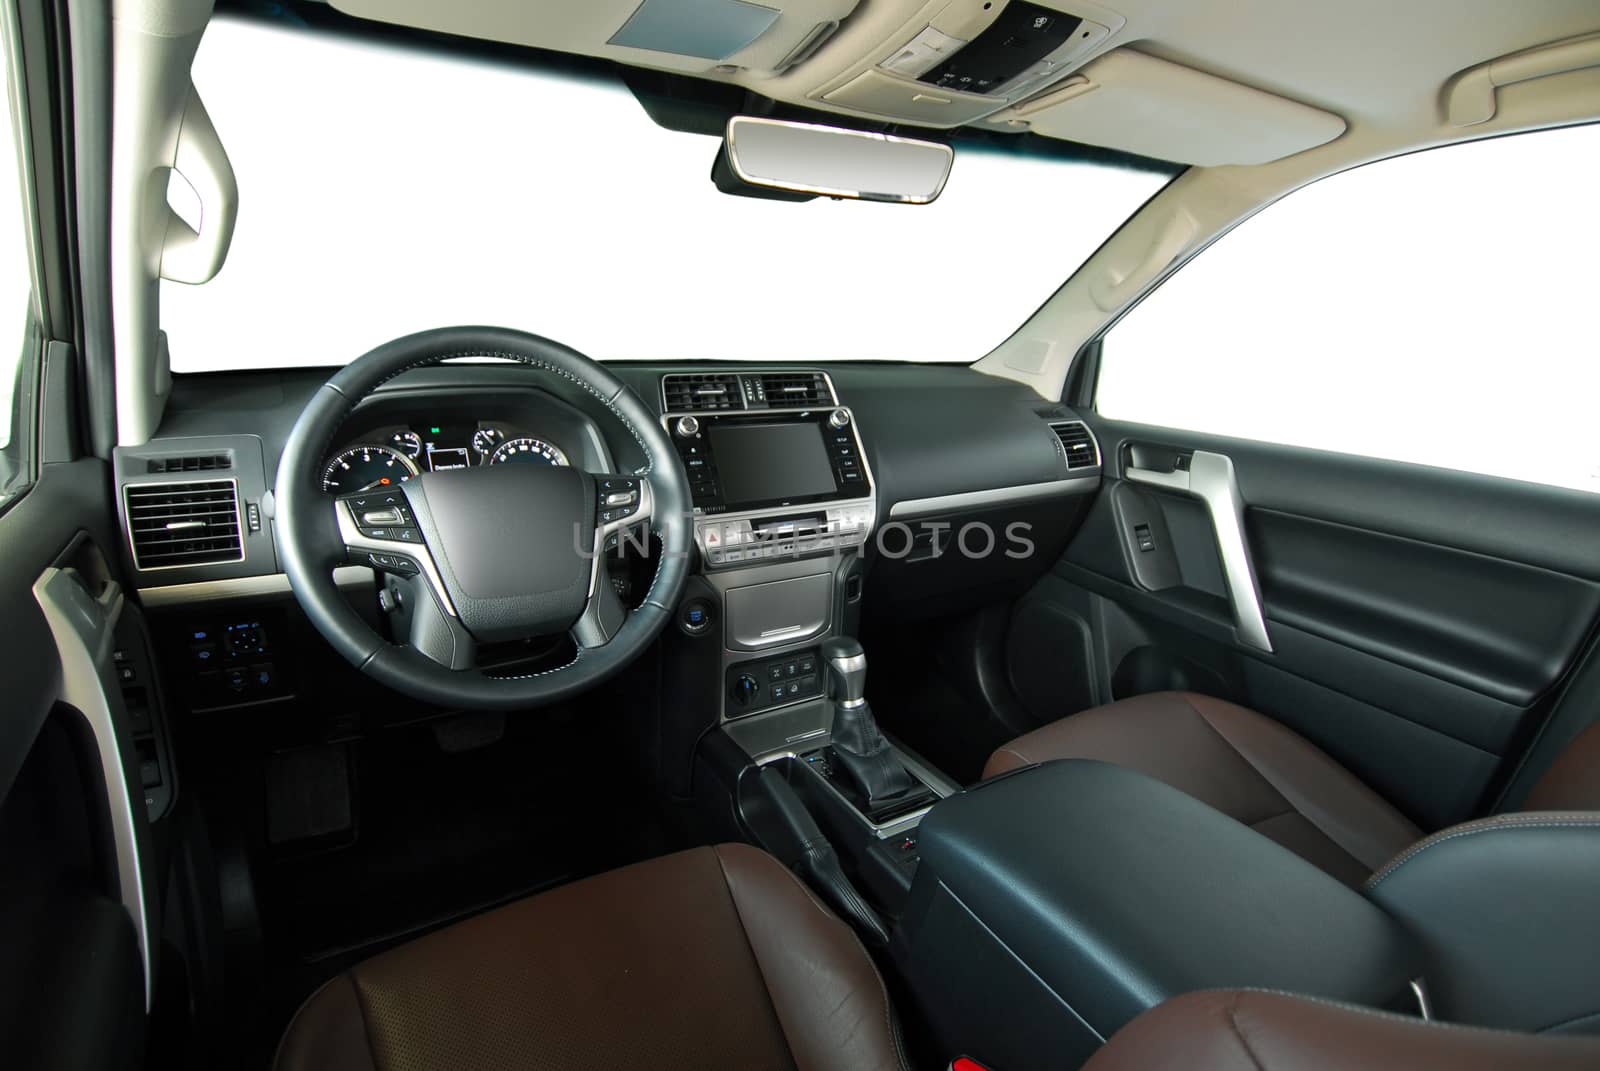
[678,598,714,637]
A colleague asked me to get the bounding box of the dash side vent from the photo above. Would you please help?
[125,479,244,570]
[1049,420,1101,471]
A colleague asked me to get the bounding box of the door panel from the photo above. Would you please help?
[1019,417,1600,830]
[0,459,150,1068]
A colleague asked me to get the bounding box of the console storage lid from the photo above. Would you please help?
[897,760,1420,1068]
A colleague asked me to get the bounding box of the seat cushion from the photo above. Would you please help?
[1081,989,1600,1070]
[984,691,1421,885]
[1521,721,1600,811]
[274,843,905,1071]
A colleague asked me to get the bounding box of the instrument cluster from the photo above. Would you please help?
[321,421,569,494]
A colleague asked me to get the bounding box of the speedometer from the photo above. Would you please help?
[488,437,569,467]
[321,445,420,494]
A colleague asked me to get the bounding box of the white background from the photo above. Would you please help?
[161,18,1167,370]
[1099,122,1600,493]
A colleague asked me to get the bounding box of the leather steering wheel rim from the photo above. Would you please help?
[275,326,692,709]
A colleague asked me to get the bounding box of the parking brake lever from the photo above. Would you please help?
[757,765,890,947]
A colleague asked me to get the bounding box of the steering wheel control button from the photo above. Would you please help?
[366,552,419,576]
[595,477,647,528]
[360,507,406,526]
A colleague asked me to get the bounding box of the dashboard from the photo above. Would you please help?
[119,364,1101,604]
[321,418,574,495]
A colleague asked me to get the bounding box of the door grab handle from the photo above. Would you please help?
[1125,452,1273,653]
[1123,465,1190,492]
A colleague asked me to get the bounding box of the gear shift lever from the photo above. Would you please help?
[821,638,914,804]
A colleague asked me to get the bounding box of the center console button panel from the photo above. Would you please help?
[726,646,826,717]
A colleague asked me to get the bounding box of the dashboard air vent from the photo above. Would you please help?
[147,453,231,474]
[1049,421,1100,470]
[125,479,244,570]
[756,371,832,408]
[663,373,743,412]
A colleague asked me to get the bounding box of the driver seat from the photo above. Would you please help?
[274,844,906,1071]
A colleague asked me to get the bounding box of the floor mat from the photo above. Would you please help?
[234,703,679,1068]
[264,743,353,847]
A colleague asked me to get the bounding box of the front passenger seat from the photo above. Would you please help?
[275,843,905,1071]
[984,691,1598,886]
[1081,989,1600,1070]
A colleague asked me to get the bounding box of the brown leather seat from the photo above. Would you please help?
[984,691,1600,886]
[1081,989,1600,1070]
[274,843,906,1071]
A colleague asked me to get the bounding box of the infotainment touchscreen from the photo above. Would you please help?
[709,422,839,507]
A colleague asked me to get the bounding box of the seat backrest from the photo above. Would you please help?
[1519,720,1600,811]
[1082,989,1600,1070]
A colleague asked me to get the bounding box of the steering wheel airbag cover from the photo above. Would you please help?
[404,465,594,642]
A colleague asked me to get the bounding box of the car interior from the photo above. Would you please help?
[3,0,1600,1068]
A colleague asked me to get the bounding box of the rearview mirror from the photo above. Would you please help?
[717,117,954,204]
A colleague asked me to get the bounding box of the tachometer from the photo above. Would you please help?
[321,445,420,494]
[488,437,569,467]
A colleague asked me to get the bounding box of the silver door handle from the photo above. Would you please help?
[1125,452,1273,653]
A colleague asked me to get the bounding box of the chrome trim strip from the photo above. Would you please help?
[33,568,152,1009]
[1410,979,1433,1021]
[1125,450,1274,653]
[138,566,375,607]
[888,475,1099,518]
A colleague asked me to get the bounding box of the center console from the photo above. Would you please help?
[661,371,878,724]
[666,371,957,932]
[894,760,1424,1070]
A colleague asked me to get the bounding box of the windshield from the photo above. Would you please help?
[161,14,1175,371]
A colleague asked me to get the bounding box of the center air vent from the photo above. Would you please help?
[663,373,743,412]
[1049,421,1101,470]
[663,370,836,411]
[124,479,244,570]
[755,371,833,408]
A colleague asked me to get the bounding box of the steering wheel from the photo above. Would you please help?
[275,327,692,709]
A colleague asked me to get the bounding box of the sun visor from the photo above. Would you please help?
[330,0,860,77]
[996,48,1346,166]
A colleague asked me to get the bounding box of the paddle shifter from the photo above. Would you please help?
[822,637,915,803]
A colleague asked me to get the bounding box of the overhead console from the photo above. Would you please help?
[814,0,1121,127]
[661,371,875,570]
